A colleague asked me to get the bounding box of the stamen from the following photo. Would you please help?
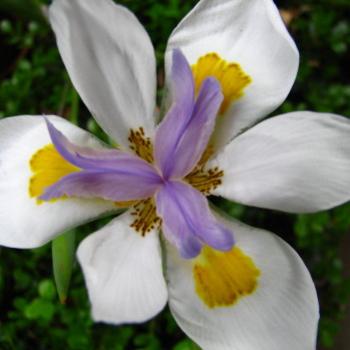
[128,127,154,163]
[130,198,162,236]
[186,145,224,195]
[192,53,252,115]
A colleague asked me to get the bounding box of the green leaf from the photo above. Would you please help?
[173,339,201,350]
[52,230,76,304]
[24,298,55,321]
[38,279,56,301]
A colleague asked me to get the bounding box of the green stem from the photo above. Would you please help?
[69,87,79,125]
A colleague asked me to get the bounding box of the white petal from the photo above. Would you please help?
[77,212,168,324]
[211,112,350,213]
[0,115,116,248]
[166,0,299,150]
[167,214,319,350]
[49,0,156,148]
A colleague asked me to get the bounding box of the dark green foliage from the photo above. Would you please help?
[0,0,349,349]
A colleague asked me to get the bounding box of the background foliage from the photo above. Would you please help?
[0,0,350,349]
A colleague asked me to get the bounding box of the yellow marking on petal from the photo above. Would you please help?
[128,127,154,163]
[130,198,162,236]
[29,144,79,204]
[192,53,252,115]
[186,145,224,195]
[193,246,260,308]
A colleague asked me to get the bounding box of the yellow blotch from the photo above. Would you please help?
[192,53,252,115]
[29,144,79,203]
[193,246,260,308]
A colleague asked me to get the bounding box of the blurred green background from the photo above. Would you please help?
[0,0,349,349]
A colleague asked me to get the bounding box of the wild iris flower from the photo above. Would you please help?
[0,0,350,349]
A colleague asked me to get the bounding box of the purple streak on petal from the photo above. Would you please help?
[45,118,147,170]
[42,118,163,201]
[167,77,223,178]
[45,117,161,176]
[40,170,162,202]
[154,50,223,180]
[154,49,195,178]
[155,180,234,259]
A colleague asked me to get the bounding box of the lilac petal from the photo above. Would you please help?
[168,77,223,178]
[46,117,161,174]
[40,169,162,202]
[156,180,234,259]
[45,118,141,170]
[154,49,195,178]
[154,51,223,179]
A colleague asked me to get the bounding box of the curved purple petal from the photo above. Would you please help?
[40,169,162,202]
[168,77,223,178]
[46,118,151,171]
[154,49,195,178]
[154,50,223,179]
[42,119,163,202]
[155,180,234,259]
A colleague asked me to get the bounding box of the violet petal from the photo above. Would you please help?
[155,180,234,259]
[40,169,162,202]
[154,49,195,179]
[168,77,223,178]
[154,50,223,179]
[46,118,155,172]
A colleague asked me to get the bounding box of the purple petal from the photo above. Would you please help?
[40,169,162,202]
[42,119,163,201]
[154,50,223,179]
[154,49,195,178]
[46,118,145,170]
[168,77,223,178]
[156,180,234,259]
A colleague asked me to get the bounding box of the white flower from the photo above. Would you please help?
[0,0,349,349]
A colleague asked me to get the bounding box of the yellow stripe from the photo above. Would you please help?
[193,245,260,308]
[192,53,252,115]
[29,144,79,204]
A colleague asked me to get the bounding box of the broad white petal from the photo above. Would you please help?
[167,214,319,350]
[211,112,350,213]
[166,0,299,150]
[49,0,156,148]
[77,212,168,324]
[0,115,115,248]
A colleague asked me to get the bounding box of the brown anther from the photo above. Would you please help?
[130,198,161,236]
[128,127,154,164]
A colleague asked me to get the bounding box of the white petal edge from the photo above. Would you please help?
[77,212,168,324]
[211,111,350,213]
[166,212,319,350]
[166,0,299,150]
[0,115,116,248]
[49,0,157,148]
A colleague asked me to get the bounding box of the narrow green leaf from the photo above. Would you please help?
[52,230,75,304]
